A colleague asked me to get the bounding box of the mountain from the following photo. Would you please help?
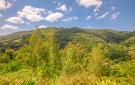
[0,28,133,48]
[0,27,135,85]
[0,31,31,53]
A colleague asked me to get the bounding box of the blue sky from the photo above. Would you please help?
[0,0,135,35]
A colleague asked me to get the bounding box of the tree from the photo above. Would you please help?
[106,44,129,61]
[0,49,16,63]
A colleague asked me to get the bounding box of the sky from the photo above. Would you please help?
[0,0,135,35]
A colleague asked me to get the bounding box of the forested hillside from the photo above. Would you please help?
[0,28,135,85]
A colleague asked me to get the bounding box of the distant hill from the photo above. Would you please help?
[0,28,135,49]
[0,31,31,43]
[0,31,31,52]
[0,28,134,51]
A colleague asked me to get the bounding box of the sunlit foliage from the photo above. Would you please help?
[0,28,135,85]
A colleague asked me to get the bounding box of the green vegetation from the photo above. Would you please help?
[0,28,135,85]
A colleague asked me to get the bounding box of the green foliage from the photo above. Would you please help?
[109,60,135,77]
[88,44,105,76]
[0,49,16,63]
[123,37,135,46]
[5,60,22,72]
[0,60,22,74]
[105,44,130,61]
[0,28,135,84]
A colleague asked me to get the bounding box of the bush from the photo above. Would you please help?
[0,49,16,63]
[106,45,129,61]
[2,60,22,73]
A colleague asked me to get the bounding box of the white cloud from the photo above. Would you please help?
[68,7,73,13]
[111,6,116,10]
[111,12,120,20]
[0,29,19,36]
[0,0,12,10]
[0,24,18,30]
[62,16,78,22]
[53,1,62,6]
[94,7,99,13]
[46,10,52,14]
[84,26,92,28]
[92,1,103,17]
[57,4,68,12]
[45,12,63,22]
[53,1,57,4]
[6,16,24,24]
[0,13,3,17]
[86,16,91,20]
[77,0,102,8]
[94,12,98,16]
[38,25,47,28]
[96,12,109,20]
[93,5,101,13]
[17,5,45,22]
[56,4,72,13]
[0,25,23,36]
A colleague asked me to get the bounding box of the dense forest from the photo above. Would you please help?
[0,27,135,85]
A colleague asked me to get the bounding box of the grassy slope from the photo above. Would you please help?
[0,28,135,85]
